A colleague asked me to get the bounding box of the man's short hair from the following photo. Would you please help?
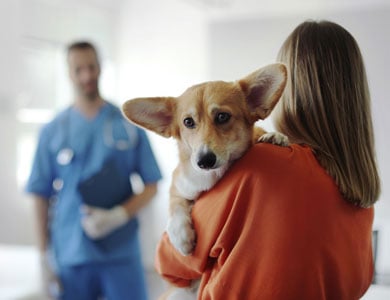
[67,41,100,64]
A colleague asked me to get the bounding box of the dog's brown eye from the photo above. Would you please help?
[215,112,231,124]
[183,117,196,128]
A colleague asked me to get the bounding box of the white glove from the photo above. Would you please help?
[81,205,129,240]
[40,250,62,299]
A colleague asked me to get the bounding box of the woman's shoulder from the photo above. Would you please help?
[233,142,340,197]
[225,142,329,187]
[241,143,315,169]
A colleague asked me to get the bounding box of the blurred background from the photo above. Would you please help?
[0,0,389,299]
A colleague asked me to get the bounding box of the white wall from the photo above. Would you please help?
[0,0,23,245]
[115,0,209,268]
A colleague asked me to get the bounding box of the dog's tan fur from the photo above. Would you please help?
[122,63,287,257]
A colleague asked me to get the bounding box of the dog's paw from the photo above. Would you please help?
[166,214,196,256]
[258,132,289,146]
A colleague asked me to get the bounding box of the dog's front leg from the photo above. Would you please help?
[166,166,198,256]
[167,191,196,256]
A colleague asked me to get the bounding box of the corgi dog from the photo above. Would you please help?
[122,63,288,257]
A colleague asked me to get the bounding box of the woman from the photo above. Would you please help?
[155,20,380,299]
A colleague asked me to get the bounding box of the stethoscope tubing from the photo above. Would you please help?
[56,106,137,166]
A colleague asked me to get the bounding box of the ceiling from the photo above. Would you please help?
[182,0,390,19]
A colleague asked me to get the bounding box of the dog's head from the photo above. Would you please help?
[122,63,287,171]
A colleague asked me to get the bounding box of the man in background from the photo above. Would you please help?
[26,41,161,300]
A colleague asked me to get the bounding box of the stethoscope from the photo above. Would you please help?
[56,107,138,166]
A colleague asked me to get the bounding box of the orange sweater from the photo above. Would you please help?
[155,144,374,300]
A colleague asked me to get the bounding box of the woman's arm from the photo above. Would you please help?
[155,160,254,287]
[155,233,203,287]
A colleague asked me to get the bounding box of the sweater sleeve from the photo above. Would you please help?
[155,157,256,287]
[155,233,202,287]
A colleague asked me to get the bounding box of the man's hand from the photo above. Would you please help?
[40,250,62,299]
[81,205,129,239]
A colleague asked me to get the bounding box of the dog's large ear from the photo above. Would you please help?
[122,97,176,138]
[238,63,287,120]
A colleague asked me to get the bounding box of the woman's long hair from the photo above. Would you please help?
[274,20,380,207]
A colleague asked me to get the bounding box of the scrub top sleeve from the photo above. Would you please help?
[26,125,55,199]
[134,128,162,184]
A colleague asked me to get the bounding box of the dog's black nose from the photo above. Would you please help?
[197,152,217,169]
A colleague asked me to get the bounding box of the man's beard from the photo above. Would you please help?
[78,82,99,100]
[84,89,99,101]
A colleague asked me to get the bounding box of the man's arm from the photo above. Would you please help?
[32,195,50,252]
[32,194,63,297]
[121,182,158,218]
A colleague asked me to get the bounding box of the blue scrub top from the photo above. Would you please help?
[26,102,162,266]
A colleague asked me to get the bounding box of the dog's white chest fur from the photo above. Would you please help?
[175,164,229,200]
